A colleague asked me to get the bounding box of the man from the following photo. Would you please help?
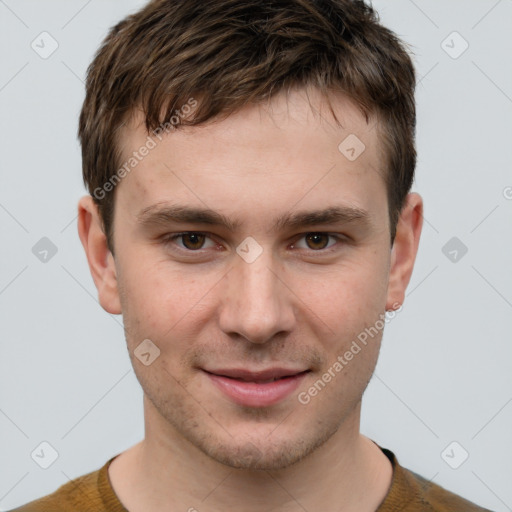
[11,0,492,510]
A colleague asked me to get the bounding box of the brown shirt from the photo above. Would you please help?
[9,446,493,511]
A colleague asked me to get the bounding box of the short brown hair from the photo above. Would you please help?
[79,0,416,253]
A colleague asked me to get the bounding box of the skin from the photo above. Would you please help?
[78,86,423,511]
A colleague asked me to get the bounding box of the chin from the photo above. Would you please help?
[199,425,336,471]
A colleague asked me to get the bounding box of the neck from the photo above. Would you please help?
[109,398,392,511]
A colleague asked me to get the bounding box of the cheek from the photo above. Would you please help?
[121,254,190,318]
[118,256,221,354]
[293,257,389,335]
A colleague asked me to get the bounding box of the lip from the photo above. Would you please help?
[205,367,308,381]
[202,368,310,407]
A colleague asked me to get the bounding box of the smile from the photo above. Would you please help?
[202,369,310,408]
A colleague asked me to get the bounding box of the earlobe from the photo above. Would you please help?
[77,195,122,315]
[386,193,423,311]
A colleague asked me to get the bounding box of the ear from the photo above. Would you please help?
[77,195,122,315]
[386,192,423,310]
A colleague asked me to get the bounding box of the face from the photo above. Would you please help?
[80,87,420,471]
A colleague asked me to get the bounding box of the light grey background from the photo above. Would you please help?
[1,1,511,510]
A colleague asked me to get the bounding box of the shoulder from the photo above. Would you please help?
[402,467,494,511]
[7,458,117,512]
[378,447,494,512]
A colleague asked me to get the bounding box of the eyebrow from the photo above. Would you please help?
[136,203,371,233]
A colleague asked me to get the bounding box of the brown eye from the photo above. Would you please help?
[304,233,330,250]
[162,232,217,253]
[181,233,206,250]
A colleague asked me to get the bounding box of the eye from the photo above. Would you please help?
[292,233,340,251]
[164,232,217,251]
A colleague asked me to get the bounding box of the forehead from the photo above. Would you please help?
[114,88,387,223]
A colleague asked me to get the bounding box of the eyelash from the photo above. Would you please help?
[161,231,346,254]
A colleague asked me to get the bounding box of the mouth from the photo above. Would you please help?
[201,368,311,407]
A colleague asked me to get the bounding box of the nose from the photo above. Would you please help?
[218,249,296,344]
